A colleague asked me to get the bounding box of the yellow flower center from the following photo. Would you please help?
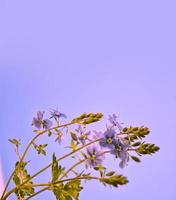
[107,138,113,144]
[81,133,87,140]
[91,154,96,160]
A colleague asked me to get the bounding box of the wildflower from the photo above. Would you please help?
[50,108,67,122]
[76,125,91,145]
[32,111,52,130]
[99,129,117,149]
[32,111,44,129]
[43,119,52,129]
[86,146,105,168]
[90,130,104,141]
[108,114,123,131]
[111,139,130,168]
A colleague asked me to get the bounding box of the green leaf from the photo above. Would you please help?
[48,130,52,137]
[52,153,64,183]
[52,153,60,182]
[70,132,77,141]
[106,171,116,176]
[94,165,106,171]
[13,161,35,198]
[64,180,83,200]
[123,126,150,139]
[33,143,48,156]
[132,141,141,147]
[136,143,160,155]
[131,156,141,162]
[100,175,129,188]
[71,112,103,125]
[8,138,21,148]
[70,139,78,151]
[51,180,83,200]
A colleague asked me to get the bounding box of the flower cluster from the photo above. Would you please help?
[3,110,159,200]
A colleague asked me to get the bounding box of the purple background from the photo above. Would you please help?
[0,0,175,199]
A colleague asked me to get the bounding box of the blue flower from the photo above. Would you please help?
[32,111,52,130]
[50,108,67,122]
[111,139,130,168]
[76,125,91,145]
[108,114,123,131]
[90,130,104,141]
[99,129,117,149]
[32,111,44,129]
[86,146,105,168]
[43,119,52,130]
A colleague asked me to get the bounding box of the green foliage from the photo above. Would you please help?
[33,143,48,155]
[100,175,128,188]
[123,126,150,142]
[70,139,78,151]
[131,156,141,163]
[3,111,160,200]
[52,154,64,183]
[71,112,103,125]
[13,161,35,199]
[8,138,21,148]
[105,171,116,176]
[51,180,83,200]
[94,165,106,177]
[70,132,77,141]
[132,141,141,147]
[136,143,160,155]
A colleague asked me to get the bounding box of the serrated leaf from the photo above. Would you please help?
[64,180,83,200]
[52,154,64,183]
[52,154,61,182]
[51,180,83,200]
[13,161,35,198]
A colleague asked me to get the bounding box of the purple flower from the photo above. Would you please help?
[43,119,52,129]
[32,111,52,130]
[76,125,91,145]
[108,114,123,131]
[50,108,66,122]
[90,130,104,141]
[86,146,105,168]
[99,129,117,149]
[111,139,130,168]
[32,111,44,129]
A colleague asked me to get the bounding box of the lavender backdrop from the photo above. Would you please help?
[0,0,175,199]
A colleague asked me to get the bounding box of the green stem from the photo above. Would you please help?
[60,159,86,180]
[2,138,100,200]
[24,176,99,200]
[1,122,74,200]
